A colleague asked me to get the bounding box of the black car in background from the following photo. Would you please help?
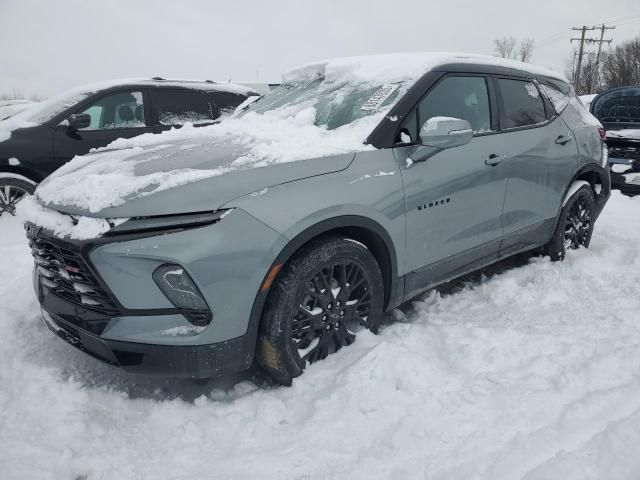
[590,85,640,196]
[0,78,258,215]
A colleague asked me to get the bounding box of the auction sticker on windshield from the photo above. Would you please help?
[360,84,399,111]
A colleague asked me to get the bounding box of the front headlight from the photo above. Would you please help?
[153,264,212,326]
[106,209,233,236]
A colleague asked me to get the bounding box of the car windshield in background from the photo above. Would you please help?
[243,78,404,130]
[18,90,92,124]
[591,87,640,126]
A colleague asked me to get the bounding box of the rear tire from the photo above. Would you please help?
[543,185,595,261]
[0,176,35,217]
[257,235,384,385]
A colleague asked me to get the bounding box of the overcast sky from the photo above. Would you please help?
[1,0,639,98]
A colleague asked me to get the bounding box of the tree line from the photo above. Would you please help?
[494,34,640,95]
[568,36,640,94]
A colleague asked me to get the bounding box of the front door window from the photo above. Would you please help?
[80,91,146,130]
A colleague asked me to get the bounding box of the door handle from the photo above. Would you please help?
[555,135,573,145]
[485,154,506,167]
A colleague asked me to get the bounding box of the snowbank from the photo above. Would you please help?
[1,192,640,479]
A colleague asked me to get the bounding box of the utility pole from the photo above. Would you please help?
[572,26,594,93]
[594,24,615,69]
[571,24,614,94]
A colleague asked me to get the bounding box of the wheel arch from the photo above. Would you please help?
[0,165,41,184]
[243,215,403,362]
[549,162,608,237]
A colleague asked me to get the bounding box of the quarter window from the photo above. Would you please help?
[539,83,569,115]
[80,91,146,130]
[497,79,546,129]
[152,90,217,126]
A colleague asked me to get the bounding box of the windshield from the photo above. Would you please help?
[242,78,405,130]
[20,90,92,124]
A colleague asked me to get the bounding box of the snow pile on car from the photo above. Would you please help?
[18,195,127,239]
[283,52,567,85]
[31,103,380,213]
[26,53,569,216]
[2,191,640,479]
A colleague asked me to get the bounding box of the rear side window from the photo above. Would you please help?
[152,90,217,126]
[400,76,491,142]
[207,92,250,117]
[497,79,546,129]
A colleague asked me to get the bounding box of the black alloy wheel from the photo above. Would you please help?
[0,178,34,216]
[257,236,384,385]
[543,184,595,261]
[291,260,373,364]
[563,194,593,250]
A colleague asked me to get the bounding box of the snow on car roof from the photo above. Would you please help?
[57,77,258,96]
[283,52,568,86]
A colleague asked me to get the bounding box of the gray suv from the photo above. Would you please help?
[26,54,610,385]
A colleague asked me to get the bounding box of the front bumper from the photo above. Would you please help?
[28,208,289,378]
[41,306,252,379]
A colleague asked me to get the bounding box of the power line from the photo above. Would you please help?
[570,24,615,92]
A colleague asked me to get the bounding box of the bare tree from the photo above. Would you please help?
[494,36,534,62]
[602,36,640,89]
[519,38,535,62]
[565,49,603,95]
[494,36,517,59]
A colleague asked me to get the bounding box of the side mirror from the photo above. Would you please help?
[66,113,91,130]
[418,117,473,149]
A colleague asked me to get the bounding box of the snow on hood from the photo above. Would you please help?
[33,106,377,214]
[17,195,128,240]
[607,129,640,141]
[283,52,568,86]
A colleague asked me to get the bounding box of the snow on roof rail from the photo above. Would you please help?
[282,52,568,86]
[41,78,257,96]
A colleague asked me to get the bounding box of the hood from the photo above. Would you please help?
[36,137,355,218]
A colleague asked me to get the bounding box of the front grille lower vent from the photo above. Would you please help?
[27,231,118,315]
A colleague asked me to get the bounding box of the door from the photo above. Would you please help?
[495,78,579,255]
[52,90,154,166]
[149,89,220,133]
[395,75,508,295]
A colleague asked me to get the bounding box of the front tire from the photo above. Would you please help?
[257,235,384,385]
[543,185,595,261]
[0,176,35,217]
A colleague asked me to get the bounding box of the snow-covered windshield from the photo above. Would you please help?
[242,79,404,130]
[20,90,91,124]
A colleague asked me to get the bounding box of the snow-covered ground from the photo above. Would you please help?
[1,191,640,480]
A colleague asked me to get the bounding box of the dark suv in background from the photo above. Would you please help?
[590,85,640,195]
[0,78,258,215]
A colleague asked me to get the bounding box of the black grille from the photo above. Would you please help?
[27,230,119,315]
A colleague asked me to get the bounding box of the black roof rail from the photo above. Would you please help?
[151,76,165,81]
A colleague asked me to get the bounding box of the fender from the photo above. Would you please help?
[0,170,38,185]
[550,162,611,236]
[562,180,590,207]
[242,215,403,362]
